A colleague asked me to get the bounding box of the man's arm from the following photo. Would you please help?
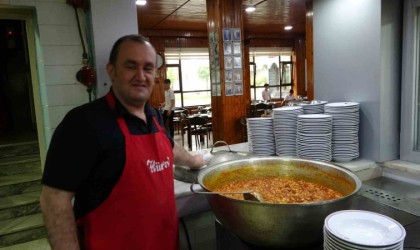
[173,142,207,169]
[168,99,175,113]
[40,185,80,250]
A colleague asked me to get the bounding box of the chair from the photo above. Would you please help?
[174,108,188,134]
[189,116,210,149]
[179,113,189,146]
[239,116,247,142]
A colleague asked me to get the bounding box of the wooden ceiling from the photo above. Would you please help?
[137,0,306,36]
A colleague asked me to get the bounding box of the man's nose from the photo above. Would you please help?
[135,68,146,80]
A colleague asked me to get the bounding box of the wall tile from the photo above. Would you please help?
[35,1,75,25]
[44,65,81,85]
[10,0,35,6]
[39,24,80,46]
[46,84,91,106]
[42,45,83,65]
[47,105,76,128]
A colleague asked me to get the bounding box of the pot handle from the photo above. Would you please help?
[190,180,255,196]
[210,141,237,154]
[190,179,200,194]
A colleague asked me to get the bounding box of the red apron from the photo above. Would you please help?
[77,92,178,250]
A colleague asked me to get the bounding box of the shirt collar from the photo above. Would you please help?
[110,90,153,118]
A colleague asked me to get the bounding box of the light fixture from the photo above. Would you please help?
[284,25,293,31]
[136,0,147,6]
[245,6,256,12]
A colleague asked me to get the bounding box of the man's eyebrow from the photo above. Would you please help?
[123,59,137,65]
[122,59,154,67]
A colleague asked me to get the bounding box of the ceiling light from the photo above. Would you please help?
[136,0,147,6]
[245,6,256,12]
[284,26,293,31]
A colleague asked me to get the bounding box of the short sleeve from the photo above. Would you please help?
[42,107,100,192]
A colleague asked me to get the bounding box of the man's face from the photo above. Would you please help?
[164,83,170,91]
[106,40,156,107]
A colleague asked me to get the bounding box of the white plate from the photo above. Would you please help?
[325,210,406,247]
[324,228,402,250]
[325,102,360,108]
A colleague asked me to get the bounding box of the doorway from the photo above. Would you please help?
[0,19,38,144]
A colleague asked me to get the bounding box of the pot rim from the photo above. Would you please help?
[197,156,362,206]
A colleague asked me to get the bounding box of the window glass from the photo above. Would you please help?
[182,91,211,106]
[166,66,180,91]
[165,48,211,107]
[181,58,210,91]
[249,50,293,101]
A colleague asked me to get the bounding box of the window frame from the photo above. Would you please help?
[249,54,293,100]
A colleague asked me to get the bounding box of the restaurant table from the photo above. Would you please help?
[250,102,275,117]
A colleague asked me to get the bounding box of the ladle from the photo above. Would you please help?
[190,182,264,202]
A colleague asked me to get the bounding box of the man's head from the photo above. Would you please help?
[289,89,294,94]
[106,34,157,108]
[164,79,171,91]
[264,83,269,90]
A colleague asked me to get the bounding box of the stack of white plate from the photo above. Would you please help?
[272,106,303,156]
[246,117,275,156]
[296,114,332,162]
[324,102,360,162]
[297,101,328,114]
[324,210,406,250]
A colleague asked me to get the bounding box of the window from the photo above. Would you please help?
[165,49,211,107]
[249,48,293,101]
[401,0,420,163]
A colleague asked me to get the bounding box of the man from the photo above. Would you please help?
[162,79,175,137]
[285,88,295,101]
[261,83,271,101]
[282,88,296,106]
[40,34,206,250]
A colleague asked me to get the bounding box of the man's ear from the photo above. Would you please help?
[106,63,114,80]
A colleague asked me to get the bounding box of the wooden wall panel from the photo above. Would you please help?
[248,38,295,48]
[305,0,314,100]
[294,37,306,97]
[216,0,247,144]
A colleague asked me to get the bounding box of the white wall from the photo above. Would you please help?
[90,0,138,98]
[313,0,401,162]
[3,0,90,148]
[2,0,138,151]
[380,0,402,161]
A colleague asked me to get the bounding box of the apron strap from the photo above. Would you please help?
[106,91,162,137]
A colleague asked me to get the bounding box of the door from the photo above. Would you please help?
[0,19,37,143]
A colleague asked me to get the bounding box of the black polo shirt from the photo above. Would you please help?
[42,92,173,219]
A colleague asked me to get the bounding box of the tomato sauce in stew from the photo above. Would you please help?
[212,177,344,203]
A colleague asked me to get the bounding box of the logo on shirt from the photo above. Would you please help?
[147,157,171,173]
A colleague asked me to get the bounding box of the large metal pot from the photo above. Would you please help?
[196,156,362,248]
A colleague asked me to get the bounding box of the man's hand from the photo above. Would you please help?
[173,142,208,169]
